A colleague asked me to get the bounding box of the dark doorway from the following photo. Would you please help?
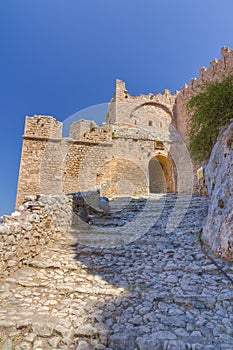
[149,155,175,193]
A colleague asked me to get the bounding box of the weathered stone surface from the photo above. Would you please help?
[76,340,90,350]
[1,339,13,350]
[163,340,186,350]
[48,336,60,348]
[203,122,233,260]
[75,325,98,337]
[0,321,15,328]
[0,195,233,349]
[109,333,136,350]
[32,324,53,337]
[136,335,163,350]
[0,194,74,278]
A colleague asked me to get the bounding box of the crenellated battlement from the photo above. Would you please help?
[24,115,63,139]
[176,47,233,142]
[179,46,233,99]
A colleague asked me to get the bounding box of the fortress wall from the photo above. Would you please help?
[16,114,178,206]
[16,138,73,208]
[16,116,114,207]
[62,142,93,194]
[77,123,112,142]
[24,115,63,138]
[62,142,113,194]
[97,136,177,197]
[16,116,64,208]
[176,47,233,142]
[70,120,112,142]
[108,80,177,127]
[16,138,48,208]
[97,159,148,198]
[69,120,96,140]
[75,142,113,193]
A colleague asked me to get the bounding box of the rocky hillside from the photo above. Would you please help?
[203,121,233,260]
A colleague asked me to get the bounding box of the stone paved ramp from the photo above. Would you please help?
[0,195,233,350]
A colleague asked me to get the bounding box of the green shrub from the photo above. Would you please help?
[187,75,233,162]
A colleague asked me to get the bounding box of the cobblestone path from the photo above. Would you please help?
[0,195,233,350]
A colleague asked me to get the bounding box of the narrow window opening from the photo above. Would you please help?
[149,120,153,126]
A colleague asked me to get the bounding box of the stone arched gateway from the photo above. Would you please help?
[149,154,175,193]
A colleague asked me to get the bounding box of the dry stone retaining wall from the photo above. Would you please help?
[0,194,74,278]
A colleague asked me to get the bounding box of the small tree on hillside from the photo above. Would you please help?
[187,75,233,162]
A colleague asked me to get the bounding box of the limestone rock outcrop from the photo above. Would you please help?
[202,121,233,260]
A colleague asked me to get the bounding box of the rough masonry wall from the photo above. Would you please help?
[1,192,103,279]
[62,142,93,194]
[69,120,96,140]
[62,142,113,194]
[16,138,47,208]
[0,194,73,279]
[16,137,73,208]
[176,47,233,142]
[24,115,63,138]
[16,115,113,208]
[76,124,112,143]
[97,159,148,198]
[96,134,177,197]
[16,116,64,208]
[70,120,112,142]
[108,79,178,131]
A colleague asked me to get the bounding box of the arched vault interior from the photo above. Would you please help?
[149,155,175,193]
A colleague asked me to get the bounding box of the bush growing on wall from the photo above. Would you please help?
[187,75,233,162]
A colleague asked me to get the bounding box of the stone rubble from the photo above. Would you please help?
[0,194,233,349]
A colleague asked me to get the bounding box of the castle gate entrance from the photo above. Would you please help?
[149,155,175,193]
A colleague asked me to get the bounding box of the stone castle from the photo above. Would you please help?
[16,47,233,208]
[0,47,233,349]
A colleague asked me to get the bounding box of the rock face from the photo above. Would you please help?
[203,122,233,260]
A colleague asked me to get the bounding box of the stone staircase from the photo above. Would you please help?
[1,195,233,350]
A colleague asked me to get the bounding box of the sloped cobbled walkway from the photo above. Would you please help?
[0,195,233,350]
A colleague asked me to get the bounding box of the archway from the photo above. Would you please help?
[149,155,175,193]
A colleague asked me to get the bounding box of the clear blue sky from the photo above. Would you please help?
[1,0,233,216]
